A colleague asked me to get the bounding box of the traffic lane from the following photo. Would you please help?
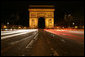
[44,29,84,38]
[1,30,31,37]
[30,30,62,56]
[1,29,38,40]
[44,29,84,44]
[44,31,84,56]
[29,29,58,56]
[1,31,37,49]
[1,32,38,56]
[1,31,38,56]
[30,29,52,56]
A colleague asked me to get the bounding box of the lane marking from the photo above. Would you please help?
[50,48,59,56]
[33,33,38,40]
[1,32,38,54]
[26,33,38,48]
[10,34,35,45]
[10,31,38,45]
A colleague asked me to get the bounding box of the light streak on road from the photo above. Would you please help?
[1,29,84,56]
[67,31,84,34]
[1,29,38,35]
[1,29,38,55]
[44,29,84,43]
[1,29,38,40]
[10,31,38,45]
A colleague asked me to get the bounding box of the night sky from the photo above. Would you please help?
[1,0,84,27]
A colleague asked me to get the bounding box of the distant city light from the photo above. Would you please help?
[68,14,71,17]
[83,26,84,28]
[75,26,78,28]
[5,29,8,31]
[7,22,9,25]
[72,22,75,25]
[24,27,27,29]
[18,26,21,29]
[62,27,64,28]
[3,25,7,28]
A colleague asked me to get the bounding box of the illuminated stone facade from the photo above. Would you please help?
[28,5,55,28]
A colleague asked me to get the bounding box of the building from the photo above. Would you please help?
[28,5,55,29]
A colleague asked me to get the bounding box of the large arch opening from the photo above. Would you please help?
[38,17,45,29]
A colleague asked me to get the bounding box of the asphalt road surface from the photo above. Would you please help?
[1,29,84,56]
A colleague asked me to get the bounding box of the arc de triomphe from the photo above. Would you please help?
[28,5,55,28]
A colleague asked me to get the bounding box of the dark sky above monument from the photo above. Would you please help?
[1,0,84,26]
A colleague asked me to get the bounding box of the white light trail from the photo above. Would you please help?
[10,32,38,45]
[67,31,84,34]
[1,29,38,35]
[1,29,38,40]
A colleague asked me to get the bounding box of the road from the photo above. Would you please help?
[1,29,38,56]
[1,29,84,56]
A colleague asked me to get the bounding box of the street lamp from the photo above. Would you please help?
[75,26,78,29]
[3,25,7,28]
[18,26,21,29]
[7,22,9,25]
[72,22,75,25]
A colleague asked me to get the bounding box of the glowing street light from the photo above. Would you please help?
[3,25,7,29]
[7,22,9,25]
[75,26,78,28]
[24,27,27,29]
[62,27,64,28]
[18,26,21,29]
[83,26,84,28]
[72,22,75,25]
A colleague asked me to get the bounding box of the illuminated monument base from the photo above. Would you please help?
[28,5,55,29]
